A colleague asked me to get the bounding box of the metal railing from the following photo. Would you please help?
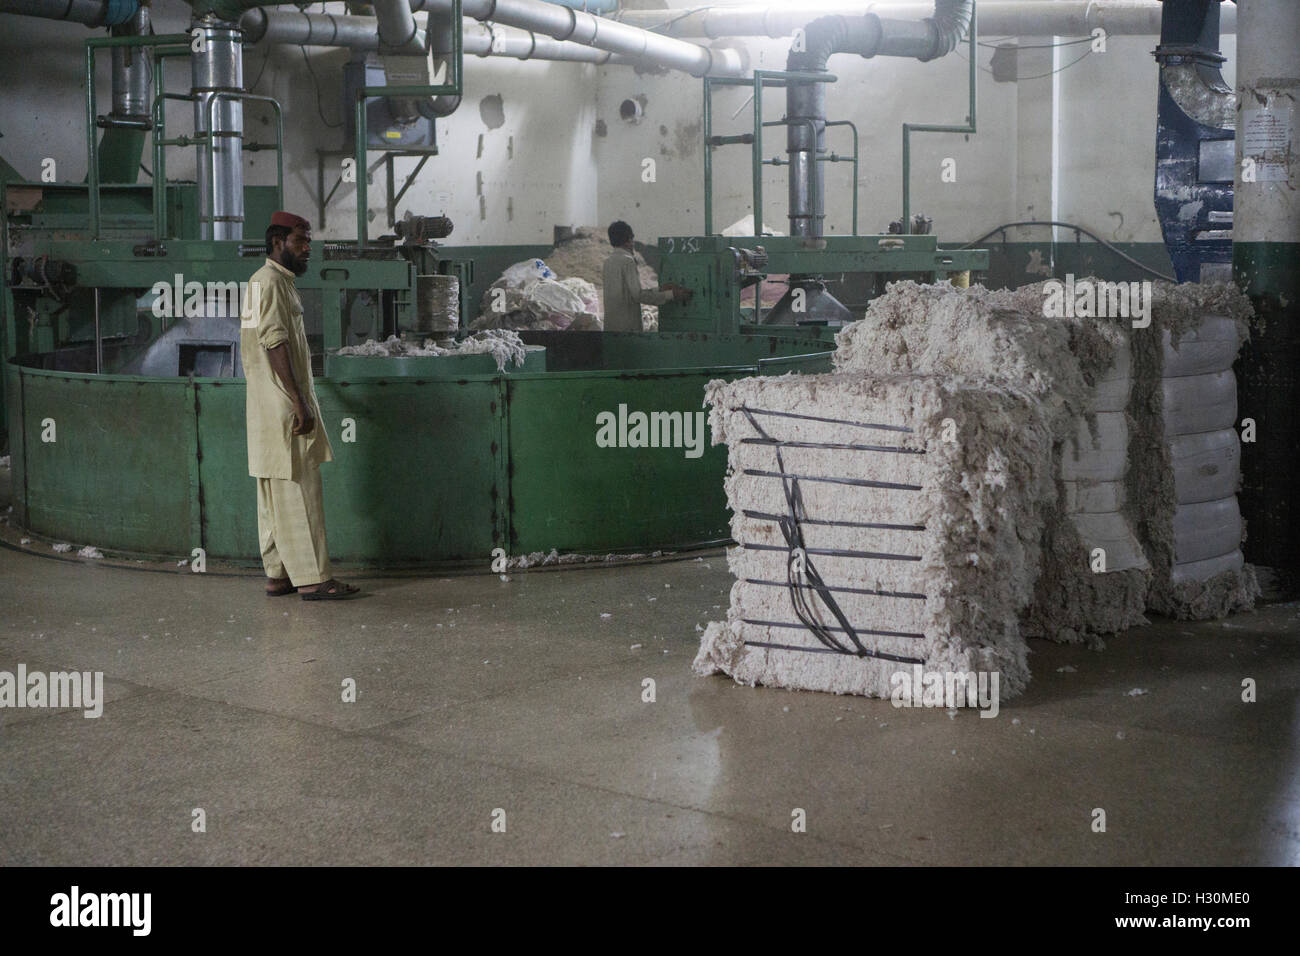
[702,70,860,237]
[901,3,977,232]
[85,32,192,238]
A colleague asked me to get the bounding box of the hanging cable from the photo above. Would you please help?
[955,219,1176,281]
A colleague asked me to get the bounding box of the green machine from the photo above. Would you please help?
[656,52,988,333]
[656,232,986,334]
[2,18,839,568]
[2,7,989,568]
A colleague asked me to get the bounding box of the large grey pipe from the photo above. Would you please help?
[370,0,461,121]
[786,0,974,237]
[408,0,745,76]
[0,0,138,26]
[617,1,1233,39]
[110,5,151,123]
[191,16,244,240]
[240,9,611,63]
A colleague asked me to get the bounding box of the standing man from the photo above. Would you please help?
[601,220,692,332]
[242,211,359,600]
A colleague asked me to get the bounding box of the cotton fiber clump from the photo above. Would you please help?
[696,279,1257,701]
[475,229,664,332]
[472,258,605,332]
[336,329,532,372]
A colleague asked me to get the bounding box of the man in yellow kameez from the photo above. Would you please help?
[241,211,360,600]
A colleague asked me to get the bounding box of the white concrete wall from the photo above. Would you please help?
[594,13,1236,246]
[0,0,599,244]
[0,0,1236,247]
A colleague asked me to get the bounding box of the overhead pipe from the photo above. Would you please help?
[417,2,460,117]
[764,0,973,326]
[374,0,425,51]
[408,0,746,75]
[240,8,611,63]
[616,1,1234,38]
[0,0,139,26]
[786,0,974,238]
[370,0,460,121]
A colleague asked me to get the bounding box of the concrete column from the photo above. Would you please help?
[1233,0,1300,591]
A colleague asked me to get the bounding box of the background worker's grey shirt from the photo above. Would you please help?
[601,247,672,332]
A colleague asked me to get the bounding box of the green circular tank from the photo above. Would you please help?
[5,332,831,568]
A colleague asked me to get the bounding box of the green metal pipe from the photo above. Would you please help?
[151,46,191,238]
[753,72,762,238]
[825,119,859,236]
[902,2,977,232]
[151,92,200,239]
[702,77,713,235]
[355,0,462,251]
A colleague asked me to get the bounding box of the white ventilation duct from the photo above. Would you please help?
[615,1,1235,38]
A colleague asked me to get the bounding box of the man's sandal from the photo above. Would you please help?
[266,578,297,597]
[300,579,362,601]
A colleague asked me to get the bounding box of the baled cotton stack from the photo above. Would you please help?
[696,278,1258,699]
[1144,284,1259,617]
[833,280,1151,643]
[694,373,1053,700]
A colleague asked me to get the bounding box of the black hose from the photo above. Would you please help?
[956,219,1177,282]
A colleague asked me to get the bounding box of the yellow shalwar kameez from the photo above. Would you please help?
[241,258,334,586]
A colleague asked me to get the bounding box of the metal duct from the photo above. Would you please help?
[370,0,451,121]
[0,0,139,26]
[616,1,1234,39]
[419,3,460,117]
[785,0,973,237]
[374,0,425,52]
[191,16,244,240]
[110,4,151,122]
[408,0,746,76]
[240,8,612,63]
[94,3,151,184]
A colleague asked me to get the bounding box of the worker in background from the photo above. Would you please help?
[601,220,692,332]
[241,211,360,601]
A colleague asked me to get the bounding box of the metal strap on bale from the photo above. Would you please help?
[737,406,926,665]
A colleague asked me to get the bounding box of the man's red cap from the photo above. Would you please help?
[270,210,310,231]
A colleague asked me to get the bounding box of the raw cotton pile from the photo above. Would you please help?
[542,226,662,331]
[336,329,532,373]
[472,259,603,332]
[696,278,1257,701]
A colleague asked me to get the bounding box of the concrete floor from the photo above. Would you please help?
[1,521,1298,865]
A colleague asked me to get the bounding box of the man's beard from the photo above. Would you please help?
[280,250,309,276]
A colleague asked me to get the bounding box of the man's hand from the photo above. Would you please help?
[672,284,693,304]
[292,402,316,436]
